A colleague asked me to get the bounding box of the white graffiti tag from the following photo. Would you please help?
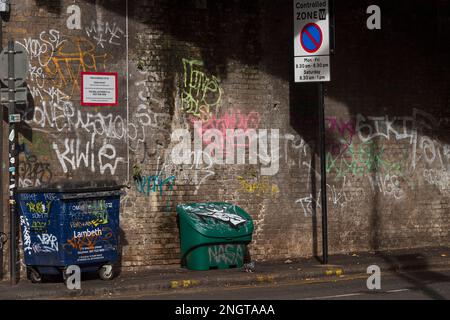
[20,216,33,255]
[36,233,59,253]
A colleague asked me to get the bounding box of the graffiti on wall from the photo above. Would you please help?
[356,109,450,171]
[52,138,125,175]
[132,164,176,211]
[295,176,366,217]
[17,29,67,70]
[423,169,450,196]
[134,174,176,197]
[181,59,223,120]
[16,24,131,177]
[18,155,53,188]
[293,108,450,216]
[326,141,403,178]
[326,117,356,156]
[190,109,261,155]
[85,20,125,48]
[236,176,279,196]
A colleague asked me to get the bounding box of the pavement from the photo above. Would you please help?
[0,246,449,300]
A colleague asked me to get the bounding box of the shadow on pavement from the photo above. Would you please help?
[377,253,450,300]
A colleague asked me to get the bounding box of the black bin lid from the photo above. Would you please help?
[16,180,125,194]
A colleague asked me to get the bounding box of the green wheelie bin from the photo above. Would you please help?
[176,202,254,271]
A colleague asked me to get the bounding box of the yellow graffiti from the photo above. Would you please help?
[237,176,279,196]
[26,201,52,214]
[181,59,222,120]
[70,217,108,229]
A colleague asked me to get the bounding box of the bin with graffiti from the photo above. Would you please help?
[16,182,123,283]
[177,202,254,271]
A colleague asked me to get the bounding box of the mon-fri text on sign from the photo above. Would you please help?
[81,72,118,106]
[293,0,330,82]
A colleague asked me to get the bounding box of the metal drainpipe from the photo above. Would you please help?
[0,10,4,281]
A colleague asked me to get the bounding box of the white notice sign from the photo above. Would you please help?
[295,56,330,82]
[293,0,330,82]
[81,72,118,106]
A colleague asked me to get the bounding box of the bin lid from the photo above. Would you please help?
[177,202,254,238]
[16,180,125,193]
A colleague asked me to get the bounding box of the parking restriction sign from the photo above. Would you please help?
[293,0,330,82]
[300,23,323,53]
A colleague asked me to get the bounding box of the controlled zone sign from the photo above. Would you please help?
[294,0,330,82]
[81,72,118,106]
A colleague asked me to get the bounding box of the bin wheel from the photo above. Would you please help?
[99,264,114,281]
[27,267,42,284]
[62,267,69,284]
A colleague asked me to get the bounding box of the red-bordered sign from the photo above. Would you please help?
[81,72,118,106]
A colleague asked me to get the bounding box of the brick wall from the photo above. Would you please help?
[1,0,449,278]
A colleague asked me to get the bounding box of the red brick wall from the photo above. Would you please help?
[1,0,449,279]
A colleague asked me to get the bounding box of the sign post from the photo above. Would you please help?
[0,39,28,284]
[294,0,331,264]
[7,40,17,284]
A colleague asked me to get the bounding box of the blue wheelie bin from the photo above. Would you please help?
[16,181,123,283]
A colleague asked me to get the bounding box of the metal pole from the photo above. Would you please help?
[329,0,336,55]
[7,39,17,285]
[318,82,328,265]
[0,11,4,280]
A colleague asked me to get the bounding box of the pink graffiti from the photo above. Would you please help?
[326,117,356,155]
[190,109,261,154]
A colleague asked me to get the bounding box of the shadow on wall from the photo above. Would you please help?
[35,0,63,15]
[0,232,6,279]
[37,0,450,139]
[115,227,128,278]
[15,85,36,144]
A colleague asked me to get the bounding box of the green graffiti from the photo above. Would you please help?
[90,200,109,223]
[181,58,223,120]
[326,141,403,178]
[132,164,142,182]
[136,57,146,71]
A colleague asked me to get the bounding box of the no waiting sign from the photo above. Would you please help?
[293,0,330,82]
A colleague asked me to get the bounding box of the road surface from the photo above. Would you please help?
[90,268,450,300]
